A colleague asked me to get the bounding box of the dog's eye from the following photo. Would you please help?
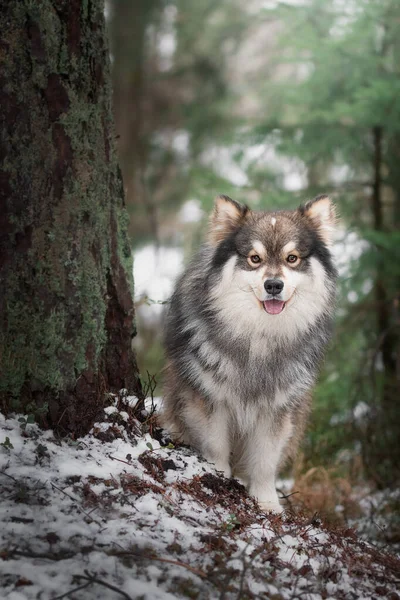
[287,254,298,264]
[250,255,261,264]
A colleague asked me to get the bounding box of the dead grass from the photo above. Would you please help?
[291,465,363,523]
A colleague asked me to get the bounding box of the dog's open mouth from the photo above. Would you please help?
[263,299,285,315]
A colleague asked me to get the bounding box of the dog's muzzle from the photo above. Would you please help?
[263,279,285,314]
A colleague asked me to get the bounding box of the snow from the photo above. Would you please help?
[330,400,370,426]
[179,199,204,224]
[331,229,368,278]
[133,245,183,305]
[200,141,308,191]
[133,245,183,327]
[1,403,399,600]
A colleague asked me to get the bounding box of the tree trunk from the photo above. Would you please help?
[363,126,400,486]
[109,0,160,243]
[371,127,397,399]
[0,0,142,434]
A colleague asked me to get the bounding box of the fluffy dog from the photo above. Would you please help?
[162,194,337,512]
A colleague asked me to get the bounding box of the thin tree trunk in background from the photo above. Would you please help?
[0,0,142,434]
[372,126,383,231]
[388,136,400,229]
[385,34,400,414]
[368,126,399,486]
[385,133,400,406]
[109,0,160,243]
[372,126,387,349]
[371,126,396,394]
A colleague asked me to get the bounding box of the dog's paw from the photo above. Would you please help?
[214,462,232,478]
[203,452,232,478]
[249,484,282,513]
[258,500,283,514]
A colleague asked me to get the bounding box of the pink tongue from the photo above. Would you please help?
[263,299,285,315]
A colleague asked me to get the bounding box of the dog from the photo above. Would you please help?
[162,194,337,512]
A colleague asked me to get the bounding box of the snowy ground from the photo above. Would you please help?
[1,397,399,600]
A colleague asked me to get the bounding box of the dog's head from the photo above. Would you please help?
[207,195,337,336]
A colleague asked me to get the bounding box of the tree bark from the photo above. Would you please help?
[0,0,142,434]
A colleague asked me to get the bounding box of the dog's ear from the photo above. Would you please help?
[208,195,249,245]
[300,194,337,246]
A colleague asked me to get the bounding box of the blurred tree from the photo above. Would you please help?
[248,0,400,485]
[109,0,249,246]
[0,0,141,434]
[110,0,161,244]
[109,0,250,388]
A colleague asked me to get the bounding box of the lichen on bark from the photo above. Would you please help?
[0,0,142,433]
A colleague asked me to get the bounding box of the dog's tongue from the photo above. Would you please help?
[263,299,285,315]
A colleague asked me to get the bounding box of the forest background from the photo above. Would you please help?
[0,2,399,595]
[109,0,400,494]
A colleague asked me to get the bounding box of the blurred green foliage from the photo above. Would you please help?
[109,0,399,486]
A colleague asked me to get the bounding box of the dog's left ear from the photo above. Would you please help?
[300,194,337,246]
[208,195,249,245]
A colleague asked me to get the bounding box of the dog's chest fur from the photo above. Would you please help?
[165,248,333,414]
[168,313,328,408]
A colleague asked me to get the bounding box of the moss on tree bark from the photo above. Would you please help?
[0,0,142,433]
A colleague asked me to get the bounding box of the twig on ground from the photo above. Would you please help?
[7,549,76,562]
[109,454,134,466]
[74,571,134,600]
[50,483,103,526]
[113,550,207,579]
[54,570,134,600]
[0,471,18,482]
[278,489,300,500]
[52,581,92,599]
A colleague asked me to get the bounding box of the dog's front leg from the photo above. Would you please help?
[245,414,293,513]
[201,404,231,478]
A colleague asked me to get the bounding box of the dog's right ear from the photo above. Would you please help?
[300,194,337,246]
[208,195,249,246]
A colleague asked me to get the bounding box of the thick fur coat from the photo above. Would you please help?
[162,195,337,512]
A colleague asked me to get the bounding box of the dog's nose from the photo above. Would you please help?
[264,279,284,296]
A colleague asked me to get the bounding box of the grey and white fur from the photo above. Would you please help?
[162,194,337,512]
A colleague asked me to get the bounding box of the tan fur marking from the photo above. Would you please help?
[208,195,249,246]
[251,240,267,259]
[281,241,297,256]
[304,195,337,246]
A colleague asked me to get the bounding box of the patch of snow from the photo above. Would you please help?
[353,401,369,421]
[347,290,358,303]
[331,230,369,278]
[202,145,249,186]
[0,407,398,600]
[126,395,141,407]
[133,245,183,323]
[179,199,204,224]
[330,400,370,426]
[157,5,177,73]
